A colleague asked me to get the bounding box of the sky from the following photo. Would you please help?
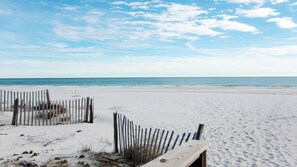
[0,0,297,78]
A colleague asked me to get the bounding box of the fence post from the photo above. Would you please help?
[113,112,119,153]
[46,89,51,108]
[190,124,205,167]
[12,99,19,125]
[84,97,90,122]
[189,150,207,167]
[89,99,93,123]
[195,124,204,140]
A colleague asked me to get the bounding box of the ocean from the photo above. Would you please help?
[0,77,297,87]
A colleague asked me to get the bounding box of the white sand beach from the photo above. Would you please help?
[0,86,297,166]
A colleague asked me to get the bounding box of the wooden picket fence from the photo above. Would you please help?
[11,97,94,126]
[0,89,48,112]
[113,112,204,166]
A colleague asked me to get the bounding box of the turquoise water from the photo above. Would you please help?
[0,77,297,87]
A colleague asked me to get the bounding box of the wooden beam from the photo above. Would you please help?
[142,140,210,167]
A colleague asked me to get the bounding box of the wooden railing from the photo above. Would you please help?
[142,140,210,167]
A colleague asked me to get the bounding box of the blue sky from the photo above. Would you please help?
[0,0,297,77]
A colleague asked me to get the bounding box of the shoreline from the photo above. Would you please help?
[2,85,297,95]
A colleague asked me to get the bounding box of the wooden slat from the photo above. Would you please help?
[68,100,71,124]
[196,124,204,140]
[26,92,29,125]
[41,91,44,126]
[185,133,191,142]
[23,92,26,125]
[179,133,186,146]
[118,114,122,152]
[56,100,59,124]
[142,140,210,167]
[38,91,41,126]
[134,125,139,163]
[46,89,51,107]
[75,99,78,123]
[29,92,32,126]
[171,135,179,150]
[160,130,169,155]
[148,128,157,161]
[32,92,35,126]
[77,99,81,122]
[19,93,23,125]
[156,130,165,157]
[45,93,48,126]
[85,97,90,122]
[123,116,127,155]
[89,99,94,123]
[127,119,130,153]
[143,128,151,162]
[3,90,6,111]
[0,90,2,111]
[10,91,13,111]
[165,131,174,153]
[131,121,134,150]
[62,100,65,124]
[137,125,141,150]
[56,100,60,125]
[19,100,24,125]
[152,129,160,158]
[139,127,144,164]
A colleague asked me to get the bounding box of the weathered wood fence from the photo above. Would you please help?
[11,97,94,126]
[0,89,48,112]
[113,112,204,166]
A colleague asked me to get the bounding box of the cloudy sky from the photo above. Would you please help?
[0,0,297,78]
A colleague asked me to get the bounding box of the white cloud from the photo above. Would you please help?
[166,3,208,20]
[270,0,289,4]
[199,19,258,33]
[154,22,222,37]
[80,10,104,24]
[123,2,259,40]
[267,17,297,29]
[54,1,262,43]
[130,3,208,22]
[291,2,297,6]
[3,46,297,77]
[59,5,77,11]
[112,1,150,10]
[226,0,266,3]
[216,14,239,20]
[225,0,288,4]
[2,43,297,77]
[47,42,68,48]
[0,3,14,15]
[236,8,279,18]
[124,3,219,39]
